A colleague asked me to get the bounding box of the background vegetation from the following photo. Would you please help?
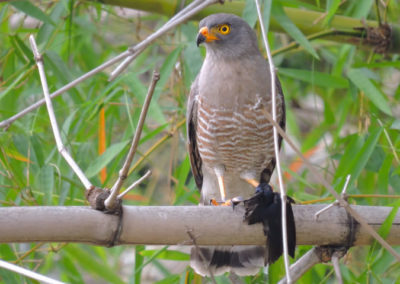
[0,0,399,283]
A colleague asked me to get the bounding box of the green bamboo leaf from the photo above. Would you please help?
[11,1,55,25]
[271,1,319,59]
[379,202,399,239]
[59,253,85,284]
[38,165,54,205]
[37,1,66,44]
[9,35,32,64]
[368,200,400,260]
[391,119,400,130]
[44,51,83,102]
[134,245,145,284]
[30,134,45,167]
[262,0,272,33]
[323,0,341,26]
[153,46,183,101]
[140,249,189,261]
[140,123,169,145]
[279,68,348,88]
[154,275,180,284]
[127,74,166,124]
[64,245,125,284]
[85,140,129,178]
[337,128,383,190]
[0,71,27,102]
[347,69,392,115]
[242,0,257,28]
[377,155,393,194]
[334,134,364,181]
[351,128,382,180]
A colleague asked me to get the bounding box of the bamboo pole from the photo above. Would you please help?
[0,205,398,246]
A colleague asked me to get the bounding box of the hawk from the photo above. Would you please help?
[186,13,292,276]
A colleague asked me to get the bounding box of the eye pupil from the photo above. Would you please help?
[220,25,229,34]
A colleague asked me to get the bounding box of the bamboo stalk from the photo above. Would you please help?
[0,205,399,246]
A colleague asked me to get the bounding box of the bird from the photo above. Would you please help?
[186,13,289,276]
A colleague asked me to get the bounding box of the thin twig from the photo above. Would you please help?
[104,72,160,210]
[314,175,351,220]
[377,118,400,164]
[117,170,152,199]
[301,194,400,204]
[187,229,217,284]
[332,252,343,284]
[255,0,291,282]
[0,259,64,284]
[29,35,92,190]
[260,99,400,262]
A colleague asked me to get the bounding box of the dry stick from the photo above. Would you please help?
[332,251,343,284]
[28,35,92,190]
[0,259,64,284]
[104,72,160,210]
[277,246,347,284]
[187,230,217,284]
[117,169,152,199]
[254,0,291,282]
[0,0,219,129]
[278,247,321,284]
[314,174,351,220]
[109,0,218,80]
[260,107,400,262]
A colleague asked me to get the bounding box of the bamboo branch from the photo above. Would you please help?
[0,259,64,284]
[0,205,399,246]
[86,0,400,53]
[29,35,92,190]
[104,71,160,210]
[278,246,347,284]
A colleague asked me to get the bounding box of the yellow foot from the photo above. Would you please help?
[210,199,232,206]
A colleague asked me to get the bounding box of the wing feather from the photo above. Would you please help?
[187,76,203,190]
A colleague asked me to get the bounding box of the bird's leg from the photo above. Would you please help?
[210,166,232,206]
[217,174,226,202]
[210,174,233,206]
[243,178,259,188]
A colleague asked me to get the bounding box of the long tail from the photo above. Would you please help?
[190,245,266,276]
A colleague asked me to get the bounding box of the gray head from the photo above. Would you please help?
[196,13,260,59]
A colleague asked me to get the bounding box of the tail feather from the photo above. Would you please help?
[190,245,266,276]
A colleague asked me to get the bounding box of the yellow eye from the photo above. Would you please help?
[219,24,230,35]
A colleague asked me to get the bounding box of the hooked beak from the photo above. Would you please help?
[196,26,219,46]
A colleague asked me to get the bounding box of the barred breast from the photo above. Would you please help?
[196,94,283,179]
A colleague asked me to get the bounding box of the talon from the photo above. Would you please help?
[210,198,233,206]
[255,183,273,195]
[232,196,244,204]
[210,198,220,206]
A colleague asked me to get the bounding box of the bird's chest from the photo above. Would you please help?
[195,95,273,173]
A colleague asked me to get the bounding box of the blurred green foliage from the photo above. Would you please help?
[0,0,400,283]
